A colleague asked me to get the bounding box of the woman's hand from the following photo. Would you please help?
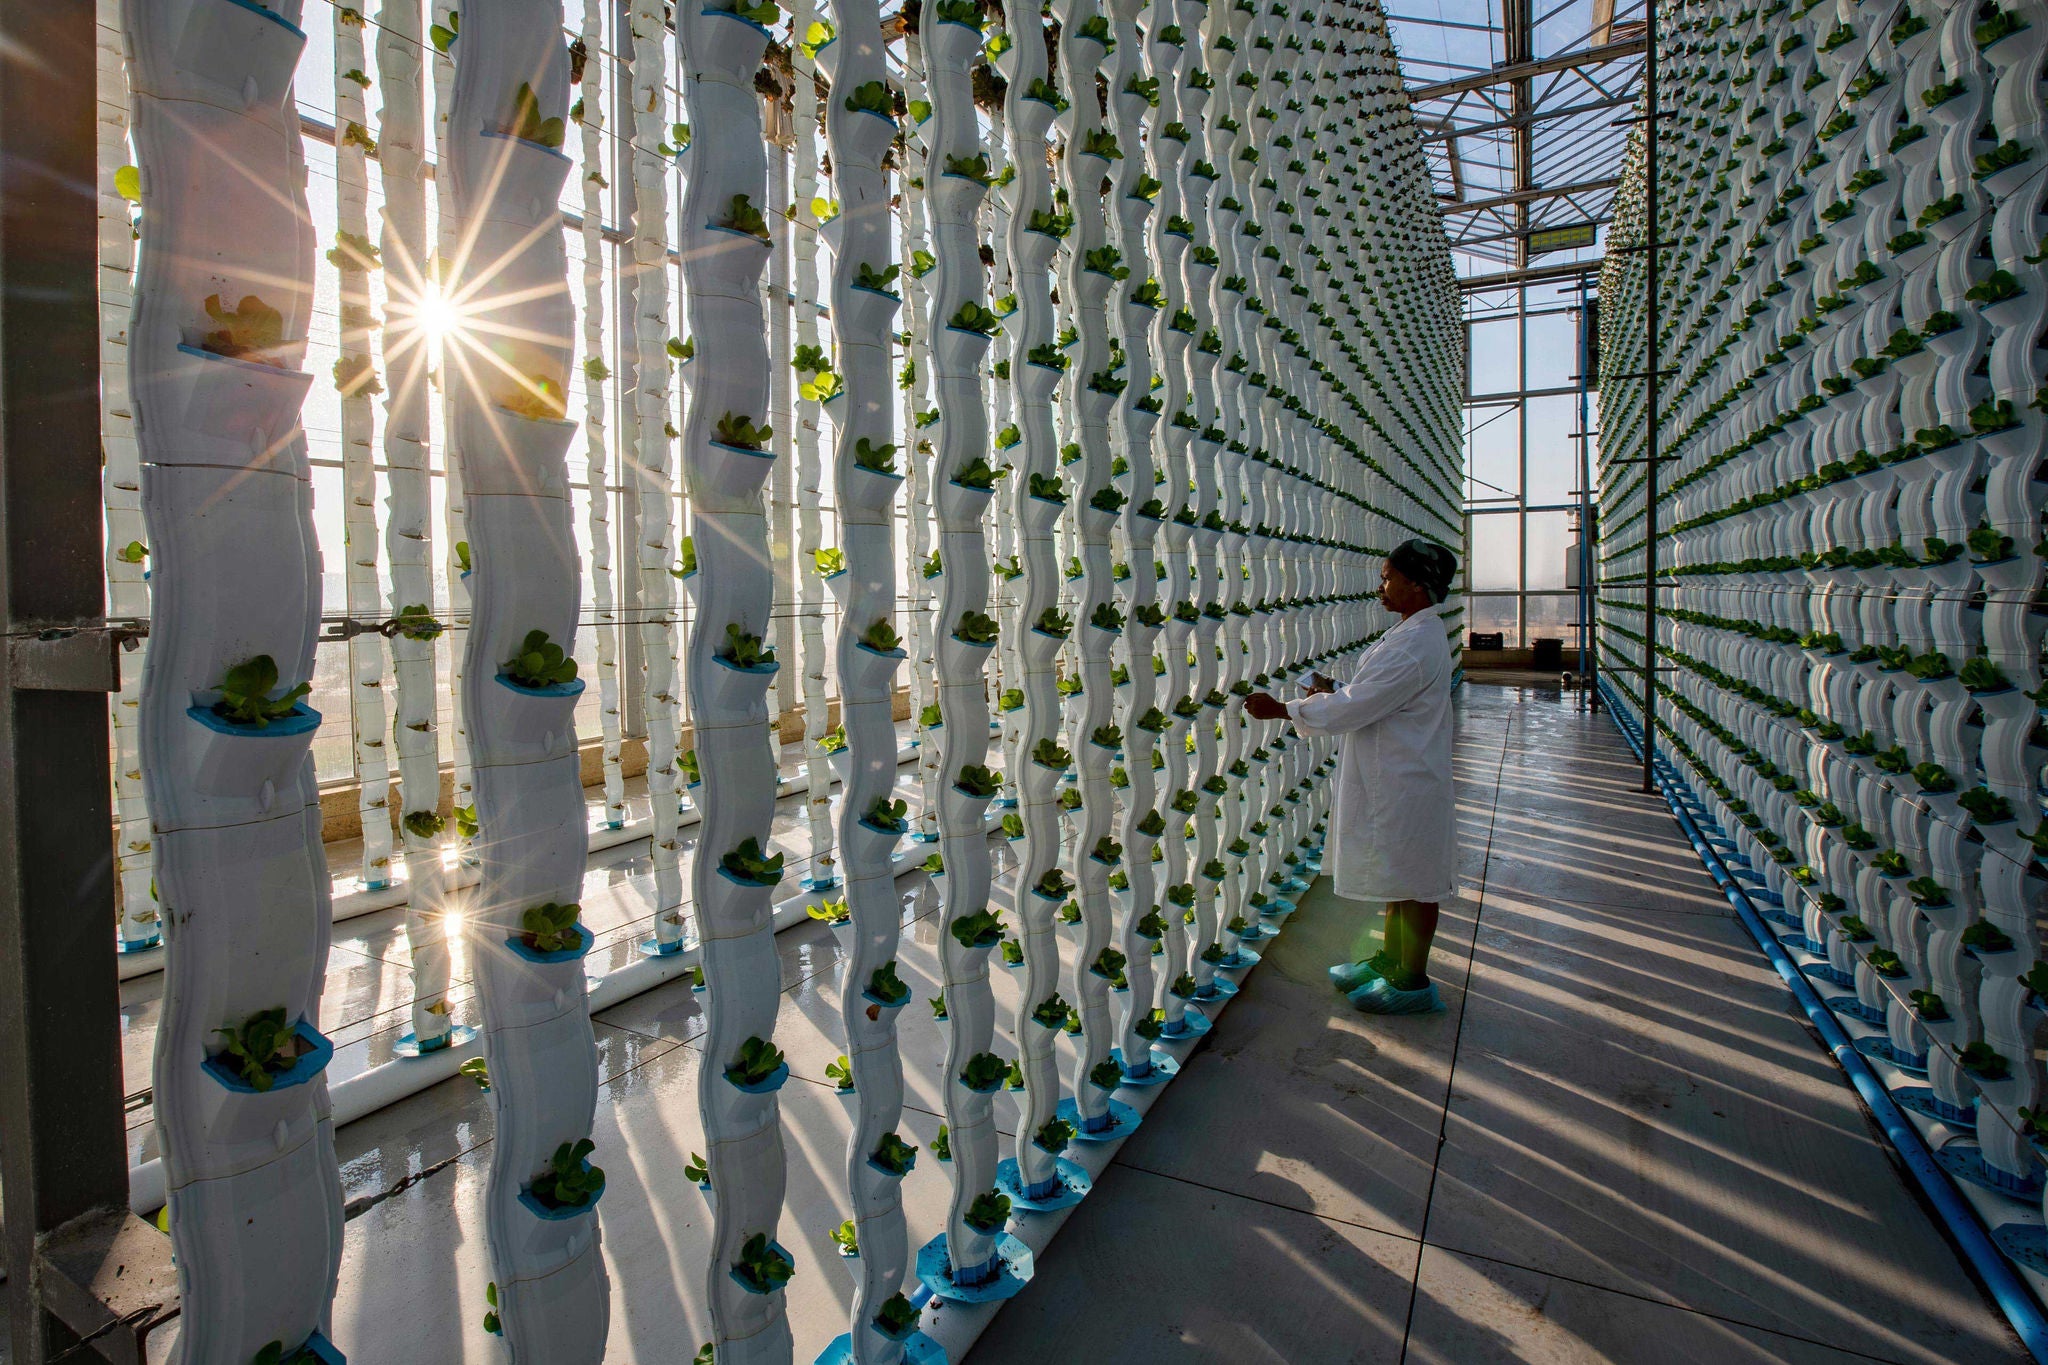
[1243,692,1289,721]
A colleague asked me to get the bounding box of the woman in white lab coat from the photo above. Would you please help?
[1244,539,1459,1014]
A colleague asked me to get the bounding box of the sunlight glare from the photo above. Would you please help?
[411,286,463,347]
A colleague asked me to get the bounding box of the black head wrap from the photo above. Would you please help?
[1388,539,1457,605]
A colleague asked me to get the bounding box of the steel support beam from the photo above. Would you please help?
[1407,36,1648,101]
[1420,94,1638,142]
[1459,258,1605,292]
[1440,177,1622,217]
[0,1,158,1362]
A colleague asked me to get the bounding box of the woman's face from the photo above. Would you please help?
[1381,561,1430,614]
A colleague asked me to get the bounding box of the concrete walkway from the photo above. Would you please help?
[968,684,2028,1365]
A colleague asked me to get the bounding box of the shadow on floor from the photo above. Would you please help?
[967,687,2027,1365]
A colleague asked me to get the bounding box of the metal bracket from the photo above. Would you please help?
[7,629,119,693]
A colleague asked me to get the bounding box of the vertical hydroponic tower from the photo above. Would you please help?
[126,0,342,1356]
[444,10,610,1359]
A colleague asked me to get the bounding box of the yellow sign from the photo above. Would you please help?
[1528,224,1598,255]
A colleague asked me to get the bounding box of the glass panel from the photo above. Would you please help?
[1468,511,1520,592]
[1524,594,1578,642]
[1524,310,1580,391]
[1465,403,1520,501]
[1468,317,1520,395]
[1524,394,1581,506]
[1464,595,1521,649]
[1525,509,1573,591]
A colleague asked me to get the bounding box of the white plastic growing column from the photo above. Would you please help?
[443,12,609,1358]
[816,4,935,1359]
[333,3,393,894]
[676,0,797,1356]
[917,0,1026,1304]
[631,0,686,952]
[378,0,458,1055]
[578,0,627,832]
[125,0,343,1357]
[98,0,158,955]
[994,0,1086,1214]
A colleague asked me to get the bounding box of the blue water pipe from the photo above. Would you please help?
[1597,679,2048,1363]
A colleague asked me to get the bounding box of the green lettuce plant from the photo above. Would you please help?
[529,1138,605,1209]
[211,655,310,727]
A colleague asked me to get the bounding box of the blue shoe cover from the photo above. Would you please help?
[1328,958,1379,991]
[1348,978,1444,1015]
[1330,951,1394,992]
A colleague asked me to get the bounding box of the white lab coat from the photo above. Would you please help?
[1285,605,1458,903]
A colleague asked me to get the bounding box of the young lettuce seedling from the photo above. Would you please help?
[843,80,894,118]
[960,1051,1008,1091]
[854,437,898,473]
[199,293,286,364]
[955,764,1002,798]
[211,656,310,728]
[867,961,909,1004]
[953,609,1000,645]
[854,261,900,292]
[529,1138,605,1209]
[808,897,852,926]
[518,901,583,953]
[965,1189,1012,1232]
[714,411,773,449]
[726,1036,786,1087]
[503,630,577,688]
[733,1233,796,1293]
[211,1007,303,1090]
[875,1292,920,1338]
[951,908,1003,948]
[952,456,1007,490]
[720,623,777,669]
[871,1132,916,1174]
[721,836,785,885]
[719,193,772,241]
[507,81,565,147]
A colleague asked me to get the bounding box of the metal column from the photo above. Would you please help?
[1637,0,1662,793]
[0,1,168,1360]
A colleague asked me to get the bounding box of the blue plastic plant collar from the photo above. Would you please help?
[730,1240,797,1295]
[727,1061,791,1094]
[716,863,784,891]
[394,1023,476,1058]
[916,1230,1033,1305]
[504,922,595,965]
[518,1164,605,1220]
[815,1330,947,1365]
[186,701,322,738]
[478,126,573,164]
[201,1018,334,1095]
[995,1155,1093,1211]
[493,672,586,700]
[1058,1094,1140,1142]
[1597,680,2048,1364]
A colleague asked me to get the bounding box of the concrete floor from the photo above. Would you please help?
[970,684,2028,1365]
[123,684,2028,1363]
